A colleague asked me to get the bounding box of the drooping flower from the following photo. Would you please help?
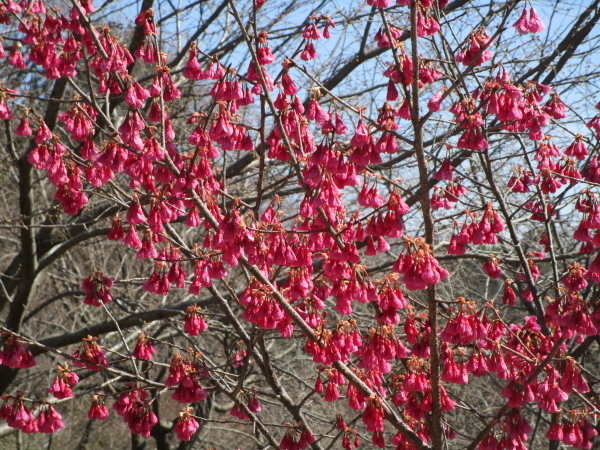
[393,237,449,290]
[81,271,114,306]
[132,333,156,360]
[71,336,108,370]
[513,7,545,34]
[174,407,199,440]
[88,395,110,420]
[0,333,37,369]
[48,365,79,399]
[183,304,209,335]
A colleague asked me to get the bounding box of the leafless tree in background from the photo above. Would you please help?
[1,0,600,449]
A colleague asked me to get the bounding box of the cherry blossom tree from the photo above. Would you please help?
[1,0,600,449]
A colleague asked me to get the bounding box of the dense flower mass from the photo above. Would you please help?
[0,0,599,449]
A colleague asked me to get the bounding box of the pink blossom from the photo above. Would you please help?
[513,7,545,34]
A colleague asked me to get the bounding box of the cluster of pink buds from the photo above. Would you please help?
[341,426,361,450]
[565,135,588,160]
[385,57,437,94]
[164,352,208,403]
[480,70,524,122]
[133,8,158,59]
[300,14,334,60]
[206,200,256,266]
[7,44,25,70]
[106,216,125,241]
[231,341,248,367]
[14,109,32,136]
[451,97,488,150]
[315,368,345,402]
[81,271,114,306]
[87,395,109,420]
[543,92,568,119]
[330,320,362,361]
[413,1,441,37]
[480,74,554,141]
[500,409,533,447]
[428,86,447,112]
[383,47,413,87]
[431,180,467,210]
[508,166,535,193]
[482,255,503,279]
[123,75,150,109]
[456,28,493,67]
[546,415,598,448]
[433,158,453,181]
[210,71,254,118]
[305,327,341,365]
[113,390,140,418]
[162,247,187,291]
[362,397,385,447]
[113,386,158,437]
[502,279,518,306]
[189,255,224,294]
[374,24,403,49]
[559,357,591,394]
[562,262,588,291]
[396,0,450,7]
[71,335,108,370]
[183,45,225,81]
[572,190,600,255]
[357,325,407,373]
[143,260,170,295]
[186,116,221,158]
[448,205,504,255]
[27,123,88,214]
[92,27,135,87]
[36,404,65,434]
[246,53,274,94]
[58,102,97,141]
[546,289,598,337]
[361,190,407,242]
[132,333,156,360]
[48,364,79,399]
[367,0,393,8]
[582,155,600,184]
[358,182,387,209]
[393,237,449,290]
[173,406,200,440]
[525,198,555,223]
[0,332,36,369]
[305,97,331,125]
[439,298,488,345]
[252,32,276,66]
[441,347,469,385]
[0,86,17,120]
[0,393,65,434]
[344,376,368,411]
[282,266,315,301]
[404,312,434,357]
[182,304,208,336]
[0,394,64,434]
[512,7,545,34]
[374,274,408,324]
[239,280,292,336]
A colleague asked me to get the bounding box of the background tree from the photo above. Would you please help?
[1,0,600,449]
